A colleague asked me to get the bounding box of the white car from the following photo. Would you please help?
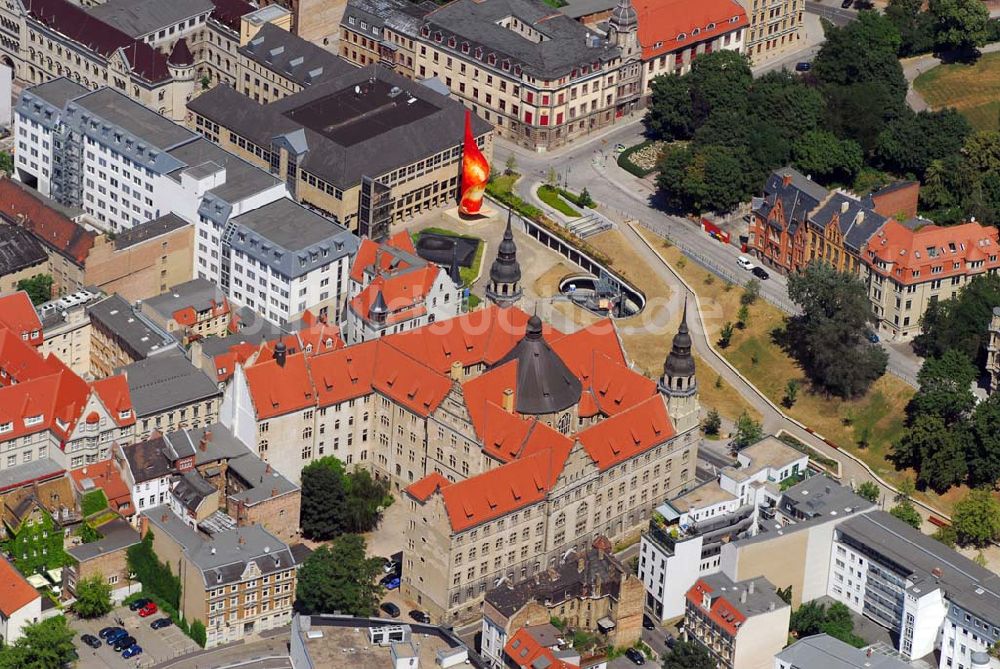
[737,255,755,271]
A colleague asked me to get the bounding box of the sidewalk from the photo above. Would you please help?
[903,42,1000,111]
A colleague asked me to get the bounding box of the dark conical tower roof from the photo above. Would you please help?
[490,213,522,285]
[168,38,194,67]
[369,289,388,320]
[492,314,582,415]
[664,298,696,378]
[609,0,637,31]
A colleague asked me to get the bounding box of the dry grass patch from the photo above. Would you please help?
[914,53,1000,131]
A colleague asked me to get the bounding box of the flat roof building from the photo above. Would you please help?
[775,634,913,669]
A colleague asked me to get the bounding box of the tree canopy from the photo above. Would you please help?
[792,131,864,183]
[855,481,881,504]
[296,534,383,616]
[662,640,715,669]
[16,275,53,306]
[73,574,113,618]
[929,0,989,54]
[914,274,1000,362]
[785,262,887,398]
[951,488,1000,547]
[790,601,865,647]
[875,109,971,179]
[0,616,77,669]
[300,457,392,540]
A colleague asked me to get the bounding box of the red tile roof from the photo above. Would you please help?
[405,471,451,502]
[350,233,419,282]
[24,0,171,83]
[635,0,749,61]
[69,459,133,516]
[503,628,578,669]
[310,340,379,408]
[577,396,674,471]
[0,292,43,346]
[0,556,39,617]
[866,219,1000,285]
[371,342,451,417]
[92,375,136,427]
[686,578,746,637]
[244,352,316,420]
[0,178,95,267]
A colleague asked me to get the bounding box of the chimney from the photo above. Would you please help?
[265,464,271,474]
[740,589,747,604]
[841,200,850,214]
[856,211,865,224]
[932,567,943,581]
[748,580,755,595]
[577,555,585,573]
[238,534,246,545]
[768,601,775,611]
[274,341,287,367]
[199,430,213,452]
[782,173,792,187]
[450,361,462,381]
[271,487,278,497]
[502,388,514,413]
[139,514,149,539]
[161,512,169,523]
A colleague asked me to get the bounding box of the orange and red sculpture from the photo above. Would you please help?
[459,110,489,217]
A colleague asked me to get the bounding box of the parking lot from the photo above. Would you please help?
[70,604,200,669]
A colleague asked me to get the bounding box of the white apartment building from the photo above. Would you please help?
[638,437,803,622]
[828,511,1000,669]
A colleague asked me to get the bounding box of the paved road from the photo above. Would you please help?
[805,0,858,26]
[903,42,1000,111]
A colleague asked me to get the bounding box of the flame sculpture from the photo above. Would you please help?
[459,110,489,216]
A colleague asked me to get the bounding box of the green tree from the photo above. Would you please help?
[300,457,348,540]
[577,188,594,207]
[0,151,12,175]
[876,109,971,179]
[951,488,1000,547]
[929,0,989,53]
[907,349,977,426]
[823,81,907,155]
[855,481,881,504]
[741,279,761,306]
[0,616,77,669]
[915,270,1000,363]
[645,74,693,140]
[718,322,735,348]
[78,523,102,544]
[814,11,906,98]
[737,304,750,328]
[886,0,937,55]
[662,640,715,669]
[546,166,558,187]
[686,51,753,127]
[703,408,722,436]
[126,531,181,610]
[785,262,888,398]
[732,411,763,450]
[969,393,1000,486]
[504,154,517,175]
[748,70,826,141]
[933,523,958,547]
[200,75,210,90]
[656,144,750,214]
[893,414,968,491]
[73,574,113,618]
[792,130,864,184]
[16,274,53,306]
[890,499,922,529]
[821,602,866,647]
[189,620,207,648]
[296,535,383,616]
[790,601,828,636]
[783,379,800,408]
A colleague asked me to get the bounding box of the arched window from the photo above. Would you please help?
[302,426,313,440]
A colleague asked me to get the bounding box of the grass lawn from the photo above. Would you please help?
[490,173,518,196]
[412,227,485,287]
[914,52,1000,131]
[632,230,950,507]
[538,185,581,217]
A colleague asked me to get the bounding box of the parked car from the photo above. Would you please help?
[113,636,136,652]
[105,629,128,644]
[867,331,880,343]
[737,255,755,271]
[615,143,627,153]
[81,634,101,649]
[642,616,655,630]
[138,602,158,617]
[795,61,811,72]
[151,617,173,630]
[381,557,400,575]
[381,575,401,590]
[122,645,143,659]
[380,602,401,618]
[128,598,151,611]
[625,647,646,665]
[409,610,431,624]
[98,627,122,639]
[751,266,770,280]
[841,0,853,7]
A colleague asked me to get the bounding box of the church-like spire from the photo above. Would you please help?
[661,298,696,392]
[486,209,523,306]
[609,0,637,32]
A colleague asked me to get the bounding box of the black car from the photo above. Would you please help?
[642,616,655,630]
[113,635,137,652]
[666,635,676,650]
[409,610,431,624]
[380,602,401,618]
[81,634,101,649]
[841,0,852,7]
[151,617,173,630]
[625,647,646,665]
[794,61,811,72]
[98,626,122,639]
[751,266,770,280]
[128,598,151,611]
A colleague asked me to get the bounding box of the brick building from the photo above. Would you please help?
[141,279,234,346]
[63,516,141,604]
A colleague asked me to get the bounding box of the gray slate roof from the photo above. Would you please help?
[122,436,175,484]
[187,64,491,189]
[0,457,64,492]
[839,511,1000,626]
[87,0,214,38]
[418,0,621,79]
[779,476,873,521]
[70,87,196,152]
[238,22,355,88]
[229,198,359,280]
[0,223,49,275]
[87,294,178,359]
[171,470,217,512]
[753,167,829,236]
[142,507,298,587]
[226,450,298,506]
[120,352,222,417]
[165,137,281,205]
[809,192,889,254]
[560,0,616,19]
[113,213,188,250]
[776,634,913,669]
[67,517,141,562]
[699,573,788,620]
[143,278,227,323]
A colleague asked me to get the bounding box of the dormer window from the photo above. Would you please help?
[0,422,12,433]
[420,25,429,37]
[488,53,496,65]
[707,22,716,30]
[118,409,132,420]
[448,36,456,48]
[434,31,443,42]
[24,415,43,427]
[475,46,483,59]
[692,27,700,36]
[461,42,469,54]
[730,15,739,23]
[677,32,687,41]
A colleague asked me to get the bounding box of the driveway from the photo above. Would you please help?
[72,605,199,669]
